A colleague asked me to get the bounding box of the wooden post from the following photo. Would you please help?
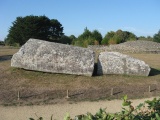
[111,88,113,96]
[17,91,20,100]
[66,90,70,98]
[149,86,151,92]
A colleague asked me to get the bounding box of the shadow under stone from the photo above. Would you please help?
[149,68,160,76]
[0,55,13,62]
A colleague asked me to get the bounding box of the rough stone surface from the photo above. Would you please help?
[97,52,150,76]
[11,38,95,76]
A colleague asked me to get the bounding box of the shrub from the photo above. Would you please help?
[153,30,160,43]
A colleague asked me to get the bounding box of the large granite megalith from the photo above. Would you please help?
[11,38,95,76]
[97,52,150,76]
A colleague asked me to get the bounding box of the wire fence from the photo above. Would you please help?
[1,84,160,105]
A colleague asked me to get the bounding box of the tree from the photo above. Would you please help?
[91,30,102,44]
[147,36,153,41]
[78,27,92,40]
[153,30,160,43]
[6,15,64,46]
[69,35,77,45]
[138,36,153,41]
[0,41,5,46]
[101,31,115,45]
[125,31,137,41]
[101,30,137,45]
[49,19,64,40]
[75,27,94,47]
[101,37,108,45]
[59,35,72,44]
[115,30,136,43]
[75,28,103,47]
[138,36,147,40]
[69,35,76,40]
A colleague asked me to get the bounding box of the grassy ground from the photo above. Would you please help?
[0,46,160,106]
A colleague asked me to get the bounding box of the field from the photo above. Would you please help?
[0,46,160,106]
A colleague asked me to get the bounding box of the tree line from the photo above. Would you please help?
[4,15,160,47]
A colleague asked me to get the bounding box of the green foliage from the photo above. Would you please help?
[74,27,92,47]
[69,35,77,45]
[79,27,92,40]
[101,37,109,45]
[0,41,5,45]
[49,19,64,40]
[92,30,103,44]
[102,30,137,45]
[30,96,160,120]
[69,35,77,40]
[123,31,137,41]
[101,31,115,45]
[59,35,72,44]
[64,113,71,120]
[6,15,64,46]
[72,28,138,47]
[138,36,153,41]
[153,30,160,43]
[74,27,102,47]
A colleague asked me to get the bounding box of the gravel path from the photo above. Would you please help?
[0,97,156,120]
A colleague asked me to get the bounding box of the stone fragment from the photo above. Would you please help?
[97,52,150,76]
[11,38,95,76]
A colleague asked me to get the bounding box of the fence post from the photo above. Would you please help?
[149,85,151,92]
[17,91,20,100]
[111,88,113,96]
[66,90,70,98]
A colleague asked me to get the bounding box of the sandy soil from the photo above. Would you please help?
[0,97,156,120]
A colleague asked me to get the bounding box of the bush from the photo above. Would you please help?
[153,30,160,43]
[0,41,5,46]
[74,28,102,47]
[101,38,109,45]
[108,38,118,44]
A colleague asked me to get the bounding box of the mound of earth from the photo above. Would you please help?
[88,40,160,53]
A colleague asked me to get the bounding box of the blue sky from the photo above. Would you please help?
[0,0,160,41]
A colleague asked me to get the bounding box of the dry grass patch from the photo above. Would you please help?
[127,53,160,69]
[0,47,160,105]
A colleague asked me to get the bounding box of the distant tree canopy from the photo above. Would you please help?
[0,41,5,46]
[5,15,64,46]
[6,15,158,47]
[59,35,73,44]
[101,29,137,45]
[69,35,77,45]
[153,30,160,43]
[74,28,102,47]
[138,36,153,41]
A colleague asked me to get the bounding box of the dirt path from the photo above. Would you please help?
[0,97,156,120]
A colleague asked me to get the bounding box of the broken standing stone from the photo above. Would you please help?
[97,52,150,76]
[11,38,95,76]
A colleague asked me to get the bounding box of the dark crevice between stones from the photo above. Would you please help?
[92,63,102,76]
[92,63,98,76]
